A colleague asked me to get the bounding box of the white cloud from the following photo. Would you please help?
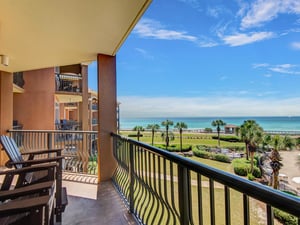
[134,19,197,42]
[291,42,300,50]
[135,48,154,59]
[252,63,270,68]
[134,18,219,48]
[269,64,300,75]
[241,0,300,29]
[253,63,300,75]
[221,31,274,46]
[118,96,300,117]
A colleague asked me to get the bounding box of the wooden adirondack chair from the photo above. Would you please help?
[0,163,57,225]
[0,135,68,223]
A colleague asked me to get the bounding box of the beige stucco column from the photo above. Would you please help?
[0,71,13,165]
[97,54,117,182]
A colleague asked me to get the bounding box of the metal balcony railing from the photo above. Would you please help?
[111,133,300,225]
[55,73,82,93]
[8,130,98,175]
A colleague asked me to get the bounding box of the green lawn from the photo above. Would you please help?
[120,131,245,149]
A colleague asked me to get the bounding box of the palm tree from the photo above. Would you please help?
[269,135,283,189]
[211,120,226,147]
[282,135,295,150]
[161,119,174,149]
[133,126,144,141]
[174,122,188,152]
[240,120,263,173]
[262,134,272,151]
[146,124,160,145]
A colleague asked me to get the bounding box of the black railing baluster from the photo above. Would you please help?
[178,165,190,225]
[209,178,215,225]
[243,194,249,225]
[266,204,273,225]
[197,174,203,225]
[129,143,134,213]
[225,186,231,225]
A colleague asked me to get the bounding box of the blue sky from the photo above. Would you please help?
[88,0,300,118]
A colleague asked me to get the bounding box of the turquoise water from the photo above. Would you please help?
[120,116,300,131]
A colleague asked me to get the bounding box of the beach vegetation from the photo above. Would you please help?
[174,122,188,152]
[146,123,160,145]
[232,158,261,178]
[204,127,212,133]
[211,119,226,146]
[211,135,240,142]
[193,148,231,163]
[269,135,283,189]
[282,135,296,150]
[161,119,174,149]
[273,208,297,225]
[133,125,144,141]
[155,144,192,152]
[240,120,263,174]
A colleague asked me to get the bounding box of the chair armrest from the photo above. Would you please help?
[21,148,63,155]
[0,195,53,215]
[0,163,57,176]
[0,181,54,201]
[7,156,64,167]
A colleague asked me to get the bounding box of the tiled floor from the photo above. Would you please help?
[62,181,138,225]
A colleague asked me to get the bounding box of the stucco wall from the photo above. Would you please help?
[13,68,55,130]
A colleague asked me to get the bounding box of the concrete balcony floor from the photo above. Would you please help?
[62,180,137,225]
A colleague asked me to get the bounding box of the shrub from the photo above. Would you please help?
[252,167,261,178]
[128,133,143,137]
[204,128,212,133]
[232,158,261,178]
[233,164,248,176]
[196,145,210,151]
[247,173,255,181]
[212,154,231,163]
[193,149,212,159]
[212,135,241,142]
[273,208,297,225]
[155,144,192,152]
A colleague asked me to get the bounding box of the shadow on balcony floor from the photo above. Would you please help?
[62,181,137,225]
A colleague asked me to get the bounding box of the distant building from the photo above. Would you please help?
[13,64,91,131]
[224,124,239,134]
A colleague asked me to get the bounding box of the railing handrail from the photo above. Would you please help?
[111,133,300,217]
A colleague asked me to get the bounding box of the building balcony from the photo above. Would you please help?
[56,73,82,94]
[5,130,300,225]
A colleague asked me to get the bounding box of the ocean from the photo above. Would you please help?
[120,116,300,131]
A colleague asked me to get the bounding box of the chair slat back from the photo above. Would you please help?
[0,135,24,169]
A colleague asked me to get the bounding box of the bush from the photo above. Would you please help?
[232,158,261,178]
[252,167,261,178]
[247,173,255,181]
[193,149,212,159]
[273,208,297,225]
[233,164,248,176]
[196,145,210,151]
[212,154,231,163]
[193,149,231,163]
[212,135,241,142]
[155,144,192,152]
[204,128,212,133]
[128,133,143,137]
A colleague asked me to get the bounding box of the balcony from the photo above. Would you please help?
[55,73,82,94]
[5,130,300,225]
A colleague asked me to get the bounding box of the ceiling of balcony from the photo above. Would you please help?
[0,0,152,73]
